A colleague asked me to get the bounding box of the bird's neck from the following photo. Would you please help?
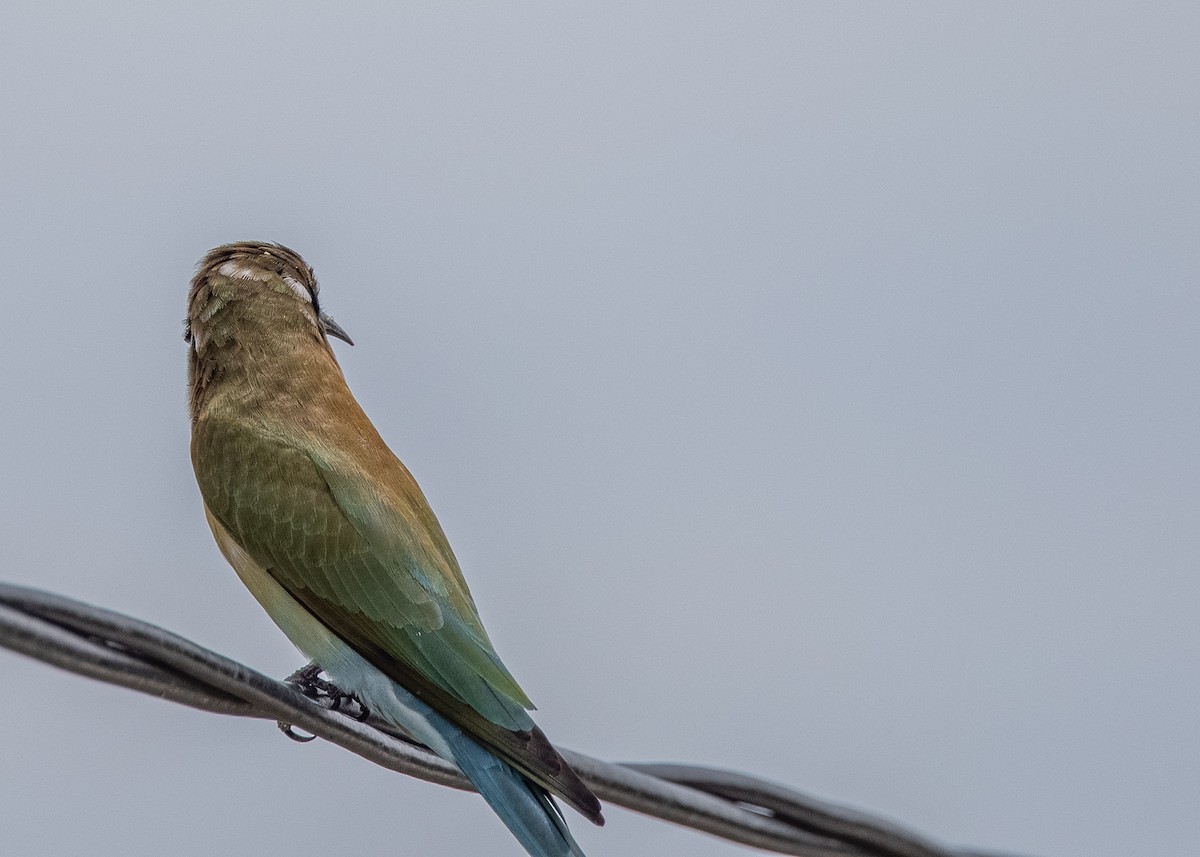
[188,303,345,427]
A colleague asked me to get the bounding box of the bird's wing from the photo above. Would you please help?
[193,418,603,824]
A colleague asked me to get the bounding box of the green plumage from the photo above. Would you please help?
[194,420,533,729]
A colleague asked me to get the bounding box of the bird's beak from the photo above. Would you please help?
[320,312,354,346]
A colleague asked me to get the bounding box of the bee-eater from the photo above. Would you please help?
[186,242,603,856]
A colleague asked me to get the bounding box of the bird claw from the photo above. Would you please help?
[284,662,329,697]
[328,691,371,722]
[278,661,370,734]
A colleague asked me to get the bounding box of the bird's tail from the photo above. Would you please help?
[440,723,587,857]
[441,720,585,854]
[310,640,588,857]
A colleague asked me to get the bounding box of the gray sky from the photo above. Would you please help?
[1,3,1196,856]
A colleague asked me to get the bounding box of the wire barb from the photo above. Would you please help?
[0,583,1032,857]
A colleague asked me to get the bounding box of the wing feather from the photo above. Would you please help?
[192,418,602,824]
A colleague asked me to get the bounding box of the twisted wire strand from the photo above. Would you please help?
[0,583,1030,857]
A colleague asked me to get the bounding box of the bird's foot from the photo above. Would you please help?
[284,661,340,700]
[277,662,371,740]
[330,690,372,722]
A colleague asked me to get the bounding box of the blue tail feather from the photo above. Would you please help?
[444,726,586,857]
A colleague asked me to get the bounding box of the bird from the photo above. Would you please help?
[185,241,603,856]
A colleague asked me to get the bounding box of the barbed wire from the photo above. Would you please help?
[0,583,1030,857]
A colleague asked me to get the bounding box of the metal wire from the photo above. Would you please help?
[0,583,1031,857]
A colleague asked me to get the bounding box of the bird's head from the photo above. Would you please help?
[185,241,353,357]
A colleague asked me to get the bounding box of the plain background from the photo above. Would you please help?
[1,4,1196,856]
